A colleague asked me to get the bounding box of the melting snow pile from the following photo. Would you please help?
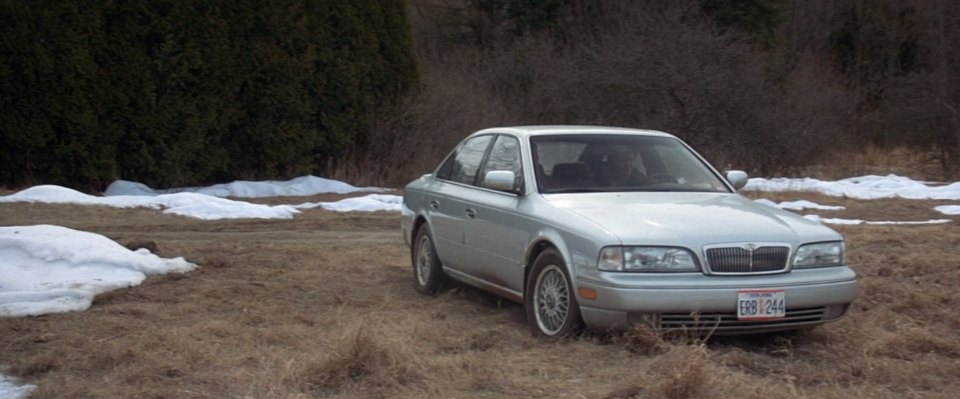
[0,185,299,220]
[0,375,35,399]
[295,194,403,212]
[0,175,400,219]
[105,175,387,198]
[750,174,959,225]
[801,215,951,226]
[935,205,960,215]
[0,225,196,317]
[745,174,960,200]
[753,199,846,211]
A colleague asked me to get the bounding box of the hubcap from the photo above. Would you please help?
[534,264,569,335]
[416,235,432,286]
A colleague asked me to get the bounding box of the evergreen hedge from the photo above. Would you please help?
[0,0,418,190]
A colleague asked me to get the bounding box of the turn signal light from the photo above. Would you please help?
[578,287,598,300]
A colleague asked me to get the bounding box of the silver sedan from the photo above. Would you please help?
[401,126,857,338]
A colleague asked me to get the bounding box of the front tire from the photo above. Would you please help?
[412,225,444,295]
[525,249,582,339]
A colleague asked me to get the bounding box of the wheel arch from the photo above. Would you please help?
[523,229,575,297]
[411,215,429,246]
[411,214,448,264]
[523,229,586,337]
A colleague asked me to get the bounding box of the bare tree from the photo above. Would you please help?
[879,0,960,174]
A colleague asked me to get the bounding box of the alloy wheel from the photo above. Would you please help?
[534,264,570,336]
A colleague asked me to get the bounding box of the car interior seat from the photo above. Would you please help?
[550,161,593,189]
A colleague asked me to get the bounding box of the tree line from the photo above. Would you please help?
[3,0,958,191]
[377,0,958,183]
[0,0,418,191]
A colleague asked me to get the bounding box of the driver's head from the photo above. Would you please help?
[608,146,637,177]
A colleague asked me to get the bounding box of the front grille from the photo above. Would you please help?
[659,307,828,332]
[705,245,789,274]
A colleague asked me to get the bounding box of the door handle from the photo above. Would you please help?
[429,200,440,209]
[465,208,477,218]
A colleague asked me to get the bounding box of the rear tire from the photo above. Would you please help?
[525,248,582,339]
[412,225,444,295]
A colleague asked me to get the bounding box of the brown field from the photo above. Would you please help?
[1,191,959,398]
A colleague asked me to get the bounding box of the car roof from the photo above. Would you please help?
[471,125,677,139]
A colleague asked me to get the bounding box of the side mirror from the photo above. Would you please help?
[484,170,520,194]
[725,170,749,190]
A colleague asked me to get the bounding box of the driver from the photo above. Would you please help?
[599,146,645,187]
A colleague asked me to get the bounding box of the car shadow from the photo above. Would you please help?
[436,279,526,321]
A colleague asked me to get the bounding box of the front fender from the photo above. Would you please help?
[401,200,416,248]
[524,228,603,295]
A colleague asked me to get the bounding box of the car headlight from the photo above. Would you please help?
[598,246,699,272]
[793,241,844,268]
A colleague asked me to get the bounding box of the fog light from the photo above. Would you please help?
[578,287,597,300]
[826,304,848,319]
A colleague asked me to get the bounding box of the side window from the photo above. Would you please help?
[435,149,458,180]
[445,135,493,185]
[480,135,522,188]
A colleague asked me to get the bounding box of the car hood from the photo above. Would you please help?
[542,192,841,247]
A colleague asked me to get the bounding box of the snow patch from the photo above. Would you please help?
[0,185,299,220]
[745,174,960,200]
[754,199,845,211]
[295,194,402,212]
[802,215,951,226]
[934,205,960,215]
[0,225,196,317]
[105,175,388,198]
[0,374,35,399]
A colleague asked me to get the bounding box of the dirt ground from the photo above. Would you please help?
[1,191,958,398]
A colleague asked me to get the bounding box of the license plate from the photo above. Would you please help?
[737,290,785,320]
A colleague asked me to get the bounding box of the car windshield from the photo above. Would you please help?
[531,134,730,194]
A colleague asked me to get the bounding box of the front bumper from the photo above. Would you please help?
[575,266,857,334]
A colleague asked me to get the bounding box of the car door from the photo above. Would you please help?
[460,134,529,296]
[427,134,495,273]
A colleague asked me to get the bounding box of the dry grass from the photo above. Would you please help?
[798,146,956,181]
[1,190,959,398]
